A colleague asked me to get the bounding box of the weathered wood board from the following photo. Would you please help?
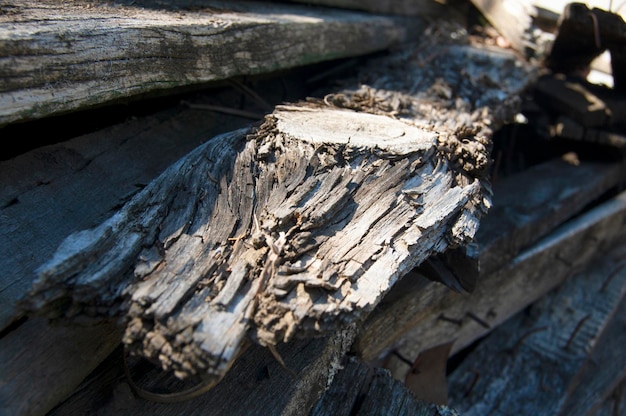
[310,356,460,416]
[354,155,626,367]
[447,238,626,415]
[50,327,357,416]
[359,187,626,381]
[0,0,424,127]
[287,0,449,18]
[0,318,122,416]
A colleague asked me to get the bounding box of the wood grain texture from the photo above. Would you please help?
[447,237,626,415]
[354,157,626,366]
[0,0,420,126]
[50,326,357,416]
[311,355,460,416]
[355,187,626,379]
[21,105,485,383]
[0,98,260,329]
[0,319,122,416]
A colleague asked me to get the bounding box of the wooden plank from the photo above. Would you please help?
[14,26,532,412]
[0,319,121,416]
[476,156,626,277]
[447,238,626,415]
[311,356,460,416]
[354,156,626,367]
[355,187,626,379]
[51,334,460,416]
[0,0,422,127]
[49,327,358,416]
[557,295,626,415]
[287,0,448,17]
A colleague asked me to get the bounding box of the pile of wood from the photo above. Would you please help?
[1,1,625,415]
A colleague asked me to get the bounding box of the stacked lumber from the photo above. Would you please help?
[1,1,625,415]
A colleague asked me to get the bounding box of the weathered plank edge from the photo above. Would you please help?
[0,0,423,126]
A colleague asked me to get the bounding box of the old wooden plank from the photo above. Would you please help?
[476,155,626,277]
[447,237,626,415]
[354,156,626,367]
[286,0,448,17]
[17,23,534,402]
[557,295,626,415]
[0,318,122,416]
[0,0,422,127]
[310,355,459,416]
[49,326,357,416]
[355,186,626,379]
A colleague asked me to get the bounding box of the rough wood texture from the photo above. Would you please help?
[50,326,357,416]
[22,108,484,384]
[354,156,626,367]
[0,0,421,126]
[0,319,122,416]
[0,80,282,415]
[311,356,460,416]
[365,190,626,381]
[447,238,626,415]
[19,25,534,392]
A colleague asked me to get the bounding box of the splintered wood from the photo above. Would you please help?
[20,24,535,389]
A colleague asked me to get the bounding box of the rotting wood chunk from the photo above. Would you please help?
[20,21,536,386]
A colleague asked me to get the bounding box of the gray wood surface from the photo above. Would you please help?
[2,21,537,415]
[311,356,460,416]
[287,0,448,17]
[447,236,626,415]
[50,327,357,416]
[354,157,626,370]
[0,0,423,127]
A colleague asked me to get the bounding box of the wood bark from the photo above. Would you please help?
[0,0,422,126]
[18,26,534,392]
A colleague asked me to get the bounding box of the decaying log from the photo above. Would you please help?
[24,107,484,385]
[18,25,534,393]
[0,0,422,127]
[447,236,626,415]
